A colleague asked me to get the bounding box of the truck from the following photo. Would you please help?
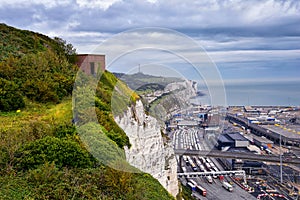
[219,175,224,181]
[205,162,211,170]
[183,155,189,165]
[195,158,202,168]
[195,185,207,197]
[223,181,233,192]
[189,179,197,187]
[199,164,205,172]
[199,157,206,164]
[187,182,196,191]
[210,161,216,168]
[206,176,213,183]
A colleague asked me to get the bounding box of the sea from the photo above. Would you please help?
[192,80,300,106]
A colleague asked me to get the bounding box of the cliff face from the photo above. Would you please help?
[164,80,197,97]
[114,80,197,197]
[114,100,178,197]
[149,80,198,121]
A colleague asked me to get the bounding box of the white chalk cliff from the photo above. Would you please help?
[114,100,178,196]
[114,80,197,197]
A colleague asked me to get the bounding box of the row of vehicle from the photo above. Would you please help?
[187,180,207,197]
[195,157,214,181]
[182,156,219,183]
[187,179,233,197]
[173,128,202,150]
[186,155,220,174]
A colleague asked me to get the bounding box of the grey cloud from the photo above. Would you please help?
[0,0,299,76]
[69,0,300,36]
[1,0,300,40]
[0,2,76,34]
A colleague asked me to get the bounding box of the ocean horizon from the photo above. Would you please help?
[193,80,300,106]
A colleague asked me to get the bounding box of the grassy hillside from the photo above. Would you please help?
[0,24,174,199]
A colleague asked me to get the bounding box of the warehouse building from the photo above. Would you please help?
[217,132,249,150]
[218,146,264,174]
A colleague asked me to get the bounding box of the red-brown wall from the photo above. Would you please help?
[76,54,105,75]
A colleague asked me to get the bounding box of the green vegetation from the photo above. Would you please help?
[0,78,25,111]
[114,72,183,92]
[15,136,95,170]
[0,164,174,200]
[74,70,139,148]
[136,83,166,94]
[0,23,77,111]
[0,23,76,63]
[176,183,196,200]
[114,72,187,121]
[0,23,174,199]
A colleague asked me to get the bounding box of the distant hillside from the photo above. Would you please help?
[0,24,175,200]
[114,72,183,92]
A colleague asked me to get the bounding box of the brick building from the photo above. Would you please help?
[76,54,105,75]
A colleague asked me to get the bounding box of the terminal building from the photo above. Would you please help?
[217,132,249,150]
[217,132,264,174]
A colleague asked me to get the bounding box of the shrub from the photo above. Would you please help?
[54,123,76,138]
[0,78,25,111]
[15,136,94,170]
[0,147,9,171]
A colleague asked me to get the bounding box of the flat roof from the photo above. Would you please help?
[261,125,300,140]
[227,132,249,141]
[218,134,234,143]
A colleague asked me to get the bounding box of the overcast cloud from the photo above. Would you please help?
[0,0,300,83]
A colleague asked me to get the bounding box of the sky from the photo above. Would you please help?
[1,0,300,86]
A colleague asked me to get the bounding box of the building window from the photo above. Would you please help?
[90,62,95,75]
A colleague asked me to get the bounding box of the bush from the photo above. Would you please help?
[0,147,9,171]
[15,136,94,170]
[77,123,127,167]
[54,123,76,138]
[0,78,25,111]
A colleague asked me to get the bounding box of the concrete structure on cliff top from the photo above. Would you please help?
[76,54,105,75]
